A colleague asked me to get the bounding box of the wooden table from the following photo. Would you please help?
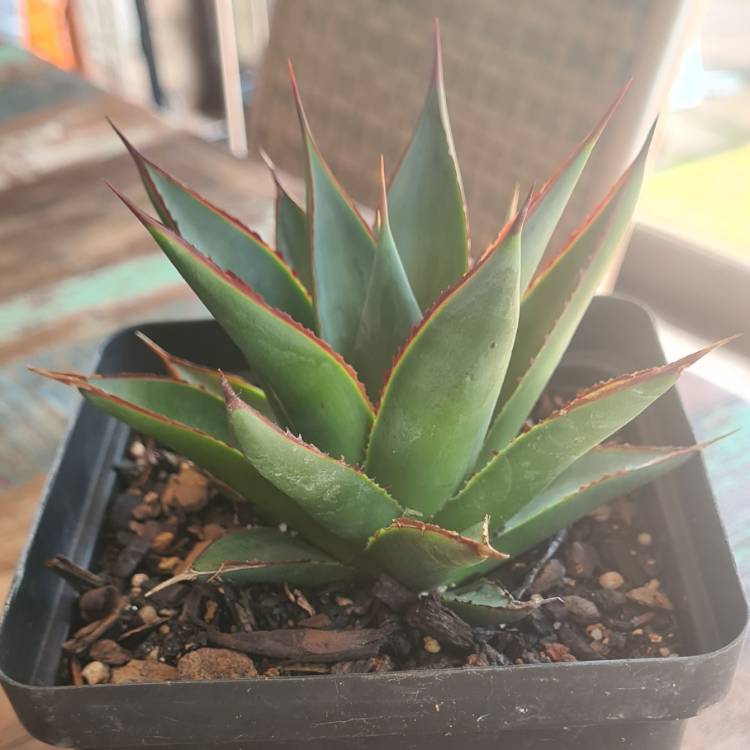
[1,46,748,750]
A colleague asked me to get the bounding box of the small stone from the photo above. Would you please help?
[626,583,674,611]
[138,605,160,625]
[129,440,146,459]
[423,636,441,654]
[263,667,281,678]
[177,648,257,681]
[162,466,209,512]
[531,558,566,594]
[204,600,219,623]
[131,573,149,589]
[202,523,226,541]
[631,611,656,627]
[638,532,653,546]
[563,595,601,623]
[558,623,602,661]
[588,626,604,642]
[79,585,120,622]
[632,628,644,636]
[143,490,159,504]
[592,588,627,612]
[159,624,171,636]
[565,541,599,579]
[659,647,673,657]
[81,660,110,685]
[151,531,175,553]
[335,596,354,607]
[544,642,575,662]
[589,504,611,522]
[598,571,624,590]
[648,633,663,644]
[477,642,505,666]
[368,654,394,673]
[89,639,130,665]
[111,660,177,684]
[465,652,489,667]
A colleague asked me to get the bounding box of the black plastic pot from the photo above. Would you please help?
[1,296,746,749]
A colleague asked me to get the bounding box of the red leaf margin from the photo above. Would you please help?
[374,189,531,410]
[110,122,312,302]
[108,184,375,415]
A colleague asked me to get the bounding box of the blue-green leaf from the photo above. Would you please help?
[365,203,525,516]
[387,22,469,310]
[225,381,402,548]
[111,188,374,465]
[290,63,376,362]
[136,332,276,421]
[363,518,507,592]
[112,122,314,329]
[441,580,545,626]
[480,125,654,461]
[492,441,709,559]
[434,342,724,533]
[260,148,313,292]
[33,369,356,560]
[519,84,629,290]
[182,528,354,587]
[351,159,422,400]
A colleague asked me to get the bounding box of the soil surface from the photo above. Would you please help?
[52,437,682,685]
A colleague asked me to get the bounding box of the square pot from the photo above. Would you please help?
[1,296,746,749]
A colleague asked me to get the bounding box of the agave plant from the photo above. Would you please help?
[36,29,725,625]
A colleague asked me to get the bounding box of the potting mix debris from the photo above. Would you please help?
[50,437,682,686]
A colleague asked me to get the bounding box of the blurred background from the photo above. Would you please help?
[0,1,748,747]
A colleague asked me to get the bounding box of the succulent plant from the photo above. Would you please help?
[36,28,725,624]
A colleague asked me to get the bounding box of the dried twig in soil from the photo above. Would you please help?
[208,626,394,663]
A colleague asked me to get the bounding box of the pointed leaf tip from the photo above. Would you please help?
[432,17,443,88]
[390,518,508,561]
[219,371,241,409]
[518,83,632,290]
[29,366,86,388]
[113,182,374,461]
[107,124,179,231]
[514,184,534,232]
[566,335,738,414]
[386,23,468,310]
[288,59,311,135]
[378,155,389,223]
[107,181,157,228]
[364,518,508,591]
[134,332,179,378]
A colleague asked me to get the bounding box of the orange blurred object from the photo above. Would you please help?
[23,0,76,70]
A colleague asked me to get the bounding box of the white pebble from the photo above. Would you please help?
[598,571,625,590]
[82,660,111,685]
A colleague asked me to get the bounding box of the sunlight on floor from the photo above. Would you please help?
[638,141,750,260]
